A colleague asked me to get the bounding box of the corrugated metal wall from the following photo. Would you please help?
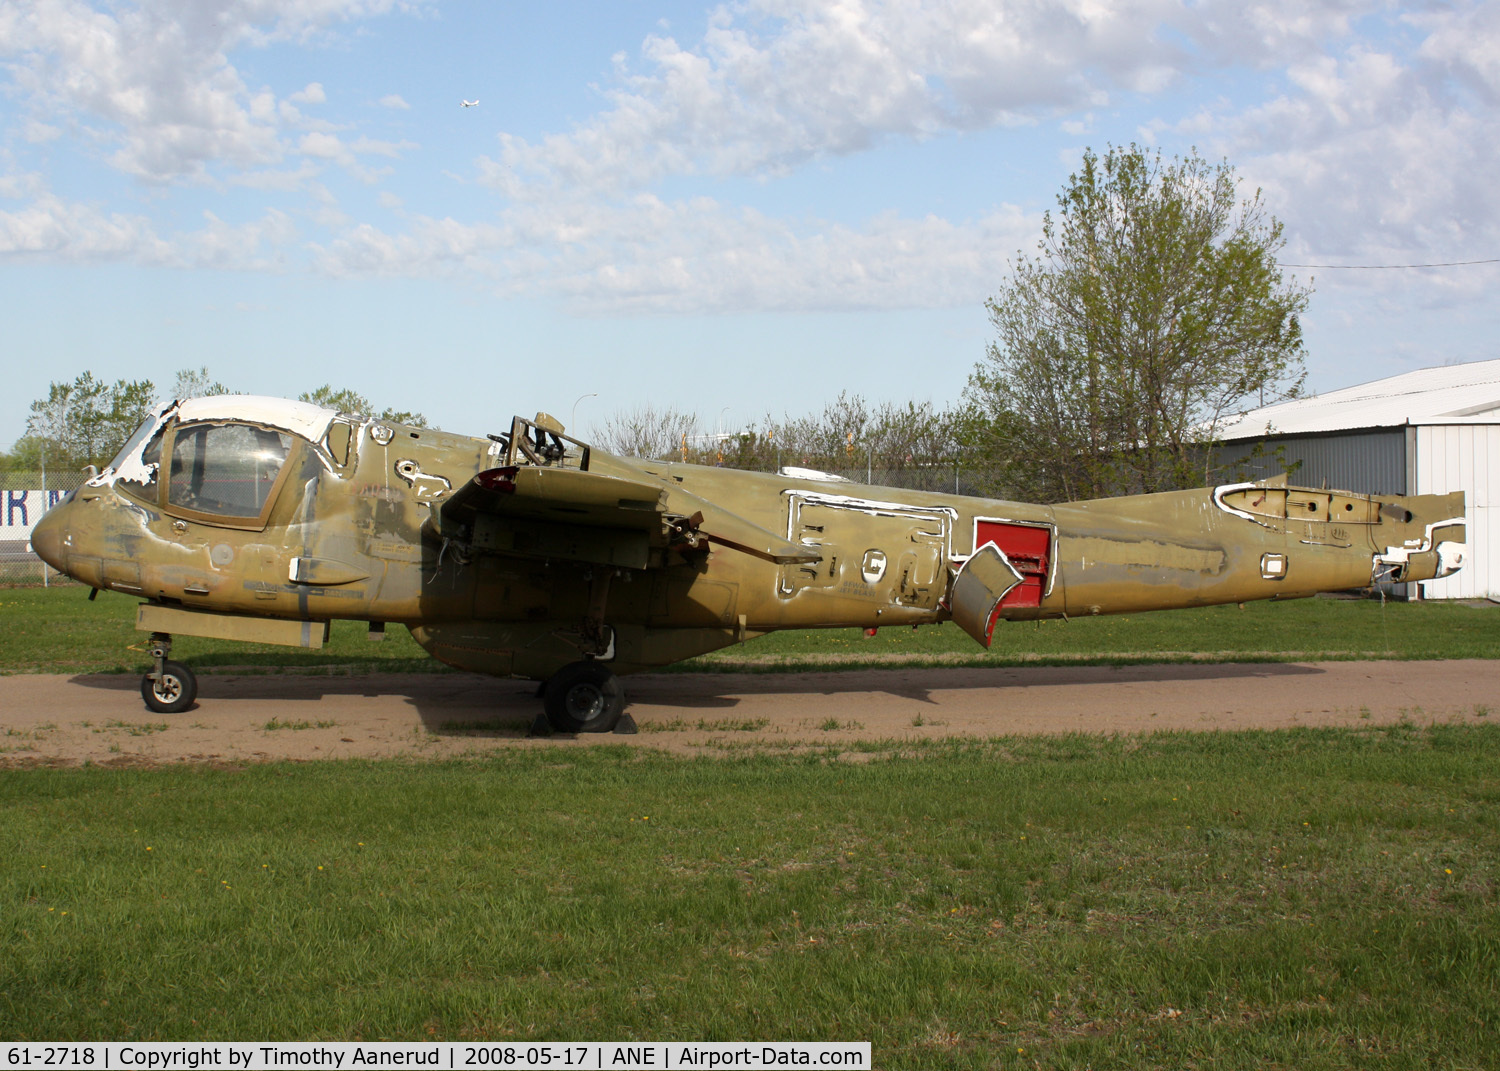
[1216,424,1498,600]
[1214,429,1409,494]
[1414,424,1498,600]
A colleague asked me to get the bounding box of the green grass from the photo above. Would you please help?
[0,586,435,675]
[2,725,1497,1066]
[261,718,338,732]
[697,595,1500,670]
[3,585,1499,676]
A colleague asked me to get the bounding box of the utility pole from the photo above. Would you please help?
[40,447,49,588]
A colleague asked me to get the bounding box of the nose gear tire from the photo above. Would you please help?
[141,661,198,714]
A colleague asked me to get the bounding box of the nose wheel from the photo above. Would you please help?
[140,633,197,714]
[538,661,633,734]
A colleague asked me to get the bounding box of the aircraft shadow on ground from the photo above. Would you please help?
[67,660,1327,737]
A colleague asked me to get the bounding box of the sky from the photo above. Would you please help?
[2,0,1498,448]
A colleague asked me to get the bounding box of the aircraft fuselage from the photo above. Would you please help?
[29,396,1467,727]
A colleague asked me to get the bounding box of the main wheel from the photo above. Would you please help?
[141,660,197,714]
[543,661,624,733]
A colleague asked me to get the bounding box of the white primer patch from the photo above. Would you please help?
[778,466,851,483]
[1435,541,1467,578]
[175,395,336,443]
[1375,516,1468,569]
[1211,481,1282,529]
[785,489,958,525]
[94,398,177,487]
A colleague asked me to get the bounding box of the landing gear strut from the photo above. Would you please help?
[536,660,634,734]
[140,632,197,714]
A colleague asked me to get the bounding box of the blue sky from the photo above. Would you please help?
[3,0,1498,447]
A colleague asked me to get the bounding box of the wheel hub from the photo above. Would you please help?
[152,676,182,702]
[564,683,605,719]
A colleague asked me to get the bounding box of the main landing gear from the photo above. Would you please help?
[533,660,636,736]
[140,632,198,714]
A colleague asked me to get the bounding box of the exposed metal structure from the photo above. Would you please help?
[1216,358,1500,599]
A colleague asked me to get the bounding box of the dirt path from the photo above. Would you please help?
[1,659,1495,766]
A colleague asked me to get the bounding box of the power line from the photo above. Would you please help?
[1280,258,1500,270]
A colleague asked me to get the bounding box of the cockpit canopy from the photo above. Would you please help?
[100,396,338,529]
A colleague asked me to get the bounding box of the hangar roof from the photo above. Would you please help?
[1218,358,1500,442]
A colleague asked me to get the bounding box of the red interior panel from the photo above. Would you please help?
[974,521,1051,609]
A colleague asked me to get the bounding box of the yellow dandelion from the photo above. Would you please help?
[1445,868,1453,875]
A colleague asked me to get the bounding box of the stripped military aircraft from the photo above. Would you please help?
[29,395,1467,733]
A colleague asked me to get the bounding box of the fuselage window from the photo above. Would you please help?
[168,424,291,519]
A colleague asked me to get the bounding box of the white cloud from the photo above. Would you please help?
[3,0,1495,327]
[309,193,1035,313]
[290,82,327,105]
[0,192,167,260]
[1175,4,1500,294]
[0,187,296,269]
[0,0,422,183]
[23,121,62,144]
[485,0,1386,199]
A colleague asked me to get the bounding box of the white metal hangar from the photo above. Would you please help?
[1214,358,1500,600]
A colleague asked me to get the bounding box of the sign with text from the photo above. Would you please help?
[1,489,68,539]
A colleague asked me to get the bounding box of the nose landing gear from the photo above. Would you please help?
[140,632,198,714]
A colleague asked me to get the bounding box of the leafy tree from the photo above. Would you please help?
[299,385,427,428]
[23,372,158,470]
[968,144,1310,502]
[172,366,233,399]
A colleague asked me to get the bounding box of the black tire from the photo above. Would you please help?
[141,660,197,714]
[543,661,623,733]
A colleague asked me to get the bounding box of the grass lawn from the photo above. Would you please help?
[2,725,1497,1066]
[3,584,1499,676]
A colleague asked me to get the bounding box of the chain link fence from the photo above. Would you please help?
[1,472,87,584]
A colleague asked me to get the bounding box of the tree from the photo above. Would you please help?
[968,144,1310,502]
[24,372,158,470]
[591,403,701,461]
[298,385,427,428]
[172,366,233,399]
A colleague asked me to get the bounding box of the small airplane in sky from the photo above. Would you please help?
[30,395,1466,734]
[461,99,478,108]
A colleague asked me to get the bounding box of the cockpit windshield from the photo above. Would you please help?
[105,415,164,475]
[106,415,167,501]
[167,423,292,519]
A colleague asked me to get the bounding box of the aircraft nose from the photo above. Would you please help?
[29,500,69,573]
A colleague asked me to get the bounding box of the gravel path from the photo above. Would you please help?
[1,659,1494,766]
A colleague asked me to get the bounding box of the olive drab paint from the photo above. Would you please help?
[30,395,1468,733]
